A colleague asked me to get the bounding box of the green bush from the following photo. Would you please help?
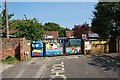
[5,56,16,62]
[0,60,2,63]
[2,56,20,64]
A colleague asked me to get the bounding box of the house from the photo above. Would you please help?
[66,24,99,40]
[43,31,59,42]
[66,30,74,38]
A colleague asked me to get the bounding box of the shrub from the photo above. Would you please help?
[2,56,20,64]
[5,56,16,62]
[0,60,2,63]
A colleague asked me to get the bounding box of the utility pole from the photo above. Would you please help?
[5,0,9,38]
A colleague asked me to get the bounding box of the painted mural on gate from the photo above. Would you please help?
[32,39,81,57]
[66,39,81,54]
[59,38,81,54]
[32,40,63,57]
[32,40,43,56]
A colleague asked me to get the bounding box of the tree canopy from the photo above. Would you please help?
[10,18,44,40]
[2,9,14,28]
[43,22,69,37]
[91,2,120,39]
[43,22,61,31]
[72,23,90,38]
[0,14,1,29]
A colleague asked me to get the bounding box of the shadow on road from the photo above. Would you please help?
[88,54,120,71]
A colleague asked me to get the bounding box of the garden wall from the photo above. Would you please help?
[0,38,31,60]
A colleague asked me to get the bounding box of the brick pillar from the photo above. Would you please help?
[20,38,25,61]
[27,42,31,59]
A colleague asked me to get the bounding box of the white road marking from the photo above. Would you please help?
[51,70,65,73]
[49,62,67,80]
[51,67,65,71]
[53,64,64,68]
[66,56,79,59]
[50,74,67,78]
[56,59,60,60]
[61,62,64,65]
[74,56,79,58]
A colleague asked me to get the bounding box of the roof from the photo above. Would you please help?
[0,28,18,34]
[43,31,59,39]
[66,30,74,38]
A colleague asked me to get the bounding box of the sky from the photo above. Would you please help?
[2,2,97,29]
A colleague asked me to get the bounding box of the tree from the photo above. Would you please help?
[91,2,120,39]
[72,25,81,38]
[0,9,14,37]
[43,22,61,31]
[59,27,65,37]
[0,5,2,29]
[72,23,90,38]
[2,9,14,28]
[43,22,69,37]
[11,18,44,40]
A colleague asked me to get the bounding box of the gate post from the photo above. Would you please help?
[43,42,46,57]
[63,40,66,56]
[81,39,84,54]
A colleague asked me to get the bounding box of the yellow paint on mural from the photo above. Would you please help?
[33,49,41,52]
[91,41,107,44]
[46,42,51,49]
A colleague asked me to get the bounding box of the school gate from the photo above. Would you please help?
[31,39,82,57]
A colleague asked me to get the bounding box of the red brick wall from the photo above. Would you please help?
[1,38,31,60]
[1,38,20,60]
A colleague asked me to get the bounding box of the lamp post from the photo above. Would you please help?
[5,0,9,38]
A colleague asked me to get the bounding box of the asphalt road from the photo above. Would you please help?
[41,55,118,79]
[2,54,119,79]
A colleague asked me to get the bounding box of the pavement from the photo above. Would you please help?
[1,57,48,78]
[0,63,14,73]
[0,63,14,80]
